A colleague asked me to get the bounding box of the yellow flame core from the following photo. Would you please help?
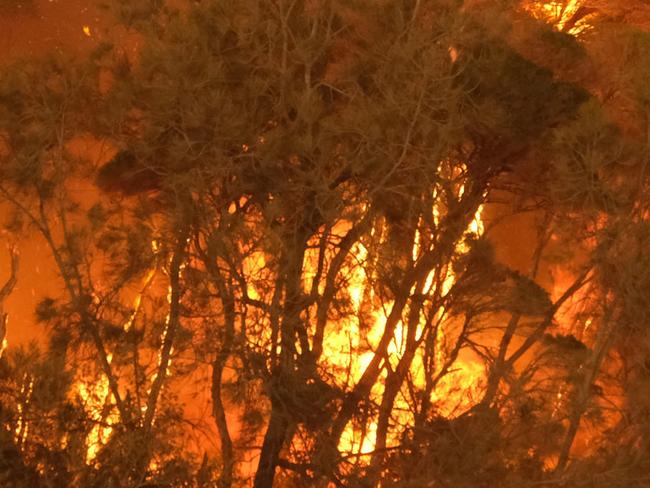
[78,374,117,463]
[531,1,593,35]
[307,180,487,460]
[14,375,34,447]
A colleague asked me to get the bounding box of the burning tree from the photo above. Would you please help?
[0,1,649,487]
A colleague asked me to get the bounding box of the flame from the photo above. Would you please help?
[74,241,161,462]
[428,202,486,418]
[145,279,174,406]
[312,182,488,460]
[530,1,594,35]
[430,359,485,417]
[77,370,118,463]
[14,375,34,447]
[124,265,157,332]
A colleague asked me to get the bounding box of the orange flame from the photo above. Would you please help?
[530,1,594,35]
[311,185,488,459]
[77,368,118,463]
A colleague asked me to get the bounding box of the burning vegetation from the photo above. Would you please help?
[1,0,650,487]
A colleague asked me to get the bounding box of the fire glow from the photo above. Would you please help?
[0,1,640,486]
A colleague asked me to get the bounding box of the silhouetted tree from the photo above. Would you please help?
[1,1,649,487]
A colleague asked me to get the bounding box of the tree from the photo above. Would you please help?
[1,0,649,487]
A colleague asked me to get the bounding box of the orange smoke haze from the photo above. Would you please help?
[0,0,610,479]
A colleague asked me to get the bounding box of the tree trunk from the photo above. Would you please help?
[201,244,237,488]
[555,313,613,474]
[369,288,424,480]
[254,229,308,487]
[253,406,291,488]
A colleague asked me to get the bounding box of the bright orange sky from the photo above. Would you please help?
[0,0,106,347]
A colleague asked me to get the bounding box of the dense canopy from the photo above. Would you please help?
[1,1,650,487]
